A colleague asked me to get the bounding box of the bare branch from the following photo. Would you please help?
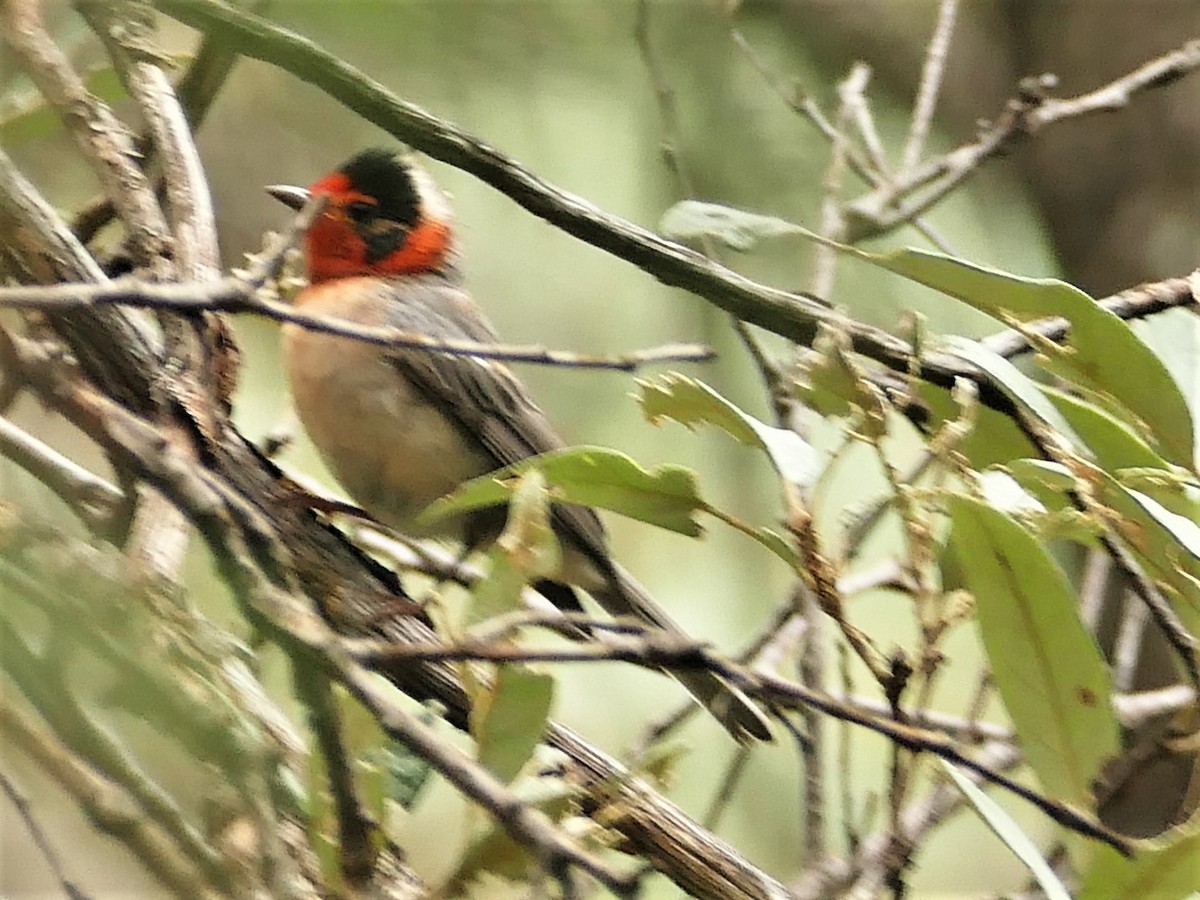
[0,412,124,532]
[849,39,1200,240]
[0,276,716,371]
[293,670,379,888]
[983,273,1196,362]
[0,0,170,267]
[900,0,960,174]
[0,770,94,900]
[76,0,219,279]
[1030,38,1200,123]
[0,688,226,900]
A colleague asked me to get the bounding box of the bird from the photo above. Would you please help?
[267,148,772,742]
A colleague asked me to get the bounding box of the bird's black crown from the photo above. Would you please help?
[338,148,421,228]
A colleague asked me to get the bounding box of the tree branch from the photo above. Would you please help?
[0,276,716,370]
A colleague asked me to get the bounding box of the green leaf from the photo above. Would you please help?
[1093,476,1200,636]
[918,381,1036,468]
[419,445,706,537]
[947,496,1119,806]
[470,665,554,784]
[749,525,804,570]
[934,335,1085,451]
[1004,459,1075,497]
[466,553,529,629]
[635,738,691,788]
[638,372,820,486]
[939,760,1071,900]
[500,470,561,578]
[1080,827,1200,900]
[1044,388,1172,471]
[659,199,815,251]
[366,739,436,812]
[868,249,1193,465]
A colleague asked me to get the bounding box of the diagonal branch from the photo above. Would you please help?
[0,0,171,267]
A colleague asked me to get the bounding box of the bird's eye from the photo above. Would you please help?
[345,200,376,222]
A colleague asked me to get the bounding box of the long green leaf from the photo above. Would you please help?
[935,335,1085,451]
[947,496,1119,806]
[939,760,1071,900]
[418,446,705,537]
[1094,477,1200,638]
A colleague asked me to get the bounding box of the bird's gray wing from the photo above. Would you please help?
[380,280,612,560]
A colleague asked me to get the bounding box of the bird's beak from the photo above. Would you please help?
[265,184,310,211]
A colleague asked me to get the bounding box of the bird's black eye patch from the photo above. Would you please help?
[345,200,377,223]
[361,220,409,264]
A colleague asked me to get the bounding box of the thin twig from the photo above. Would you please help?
[0,412,125,532]
[293,669,378,888]
[843,65,890,179]
[796,584,828,859]
[635,559,911,748]
[836,645,857,856]
[701,746,753,832]
[0,688,225,900]
[0,769,94,900]
[817,741,1021,899]
[347,626,1129,854]
[810,64,860,301]
[0,277,716,370]
[13,278,704,368]
[726,21,952,253]
[900,0,960,174]
[848,39,1200,240]
[77,0,219,279]
[1115,684,1195,728]
[984,274,1197,362]
[1113,597,1150,693]
[73,12,251,244]
[1078,549,1114,634]
[634,0,781,403]
[726,24,879,189]
[1100,532,1199,689]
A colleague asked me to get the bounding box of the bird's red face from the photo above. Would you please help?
[270,149,454,284]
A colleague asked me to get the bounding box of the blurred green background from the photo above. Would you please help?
[3,1,1200,896]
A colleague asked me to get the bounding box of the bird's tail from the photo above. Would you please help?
[588,561,773,743]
